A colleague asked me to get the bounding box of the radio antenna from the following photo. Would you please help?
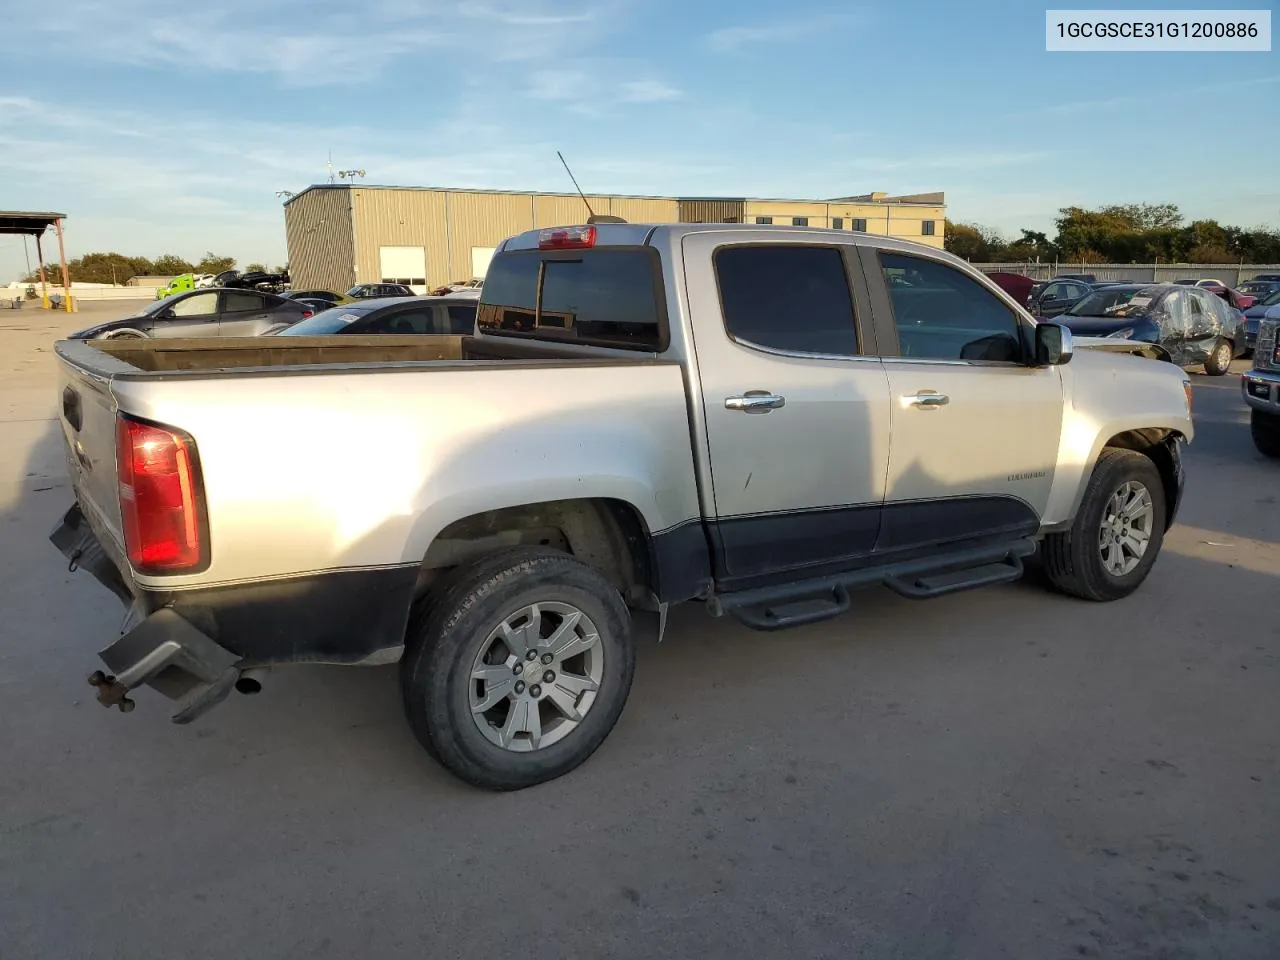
[557,151,596,219]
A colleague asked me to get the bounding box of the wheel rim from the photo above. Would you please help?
[1098,480,1155,577]
[1218,343,1230,366]
[468,601,604,753]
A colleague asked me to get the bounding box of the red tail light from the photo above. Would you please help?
[538,225,596,250]
[302,309,314,318]
[115,415,208,574]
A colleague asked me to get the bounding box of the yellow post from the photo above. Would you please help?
[54,218,73,312]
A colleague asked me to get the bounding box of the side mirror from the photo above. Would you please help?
[1035,322,1073,366]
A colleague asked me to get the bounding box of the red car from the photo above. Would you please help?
[985,272,1038,306]
[1176,279,1256,310]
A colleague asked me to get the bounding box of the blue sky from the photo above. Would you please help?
[3,0,1278,279]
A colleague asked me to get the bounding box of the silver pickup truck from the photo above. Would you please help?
[50,222,1195,790]
[1243,317,1280,458]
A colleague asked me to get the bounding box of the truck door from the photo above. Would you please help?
[859,246,1063,554]
[680,232,891,587]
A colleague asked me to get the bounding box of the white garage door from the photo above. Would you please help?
[471,246,496,280]
[379,246,427,294]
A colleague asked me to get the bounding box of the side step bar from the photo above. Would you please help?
[708,539,1036,631]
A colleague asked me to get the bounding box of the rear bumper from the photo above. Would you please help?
[51,504,242,723]
[50,501,420,723]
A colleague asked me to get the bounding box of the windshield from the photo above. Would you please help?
[1066,287,1162,319]
[276,306,370,335]
[1260,290,1280,308]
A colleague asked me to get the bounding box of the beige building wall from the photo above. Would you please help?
[349,188,448,289]
[284,188,355,293]
[284,186,946,290]
[744,199,829,224]
[610,197,679,222]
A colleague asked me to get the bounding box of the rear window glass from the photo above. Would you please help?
[277,307,370,335]
[1066,287,1163,319]
[714,245,858,355]
[477,249,665,350]
[446,304,477,332]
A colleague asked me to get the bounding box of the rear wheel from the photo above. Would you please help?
[1204,339,1233,376]
[1041,448,1167,602]
[400,548,635,791]
[1252,410,1280,459]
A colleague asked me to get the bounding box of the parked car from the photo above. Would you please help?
[1055,273,1097,283]
[1059,283,1246,375]
[68,287,314,340]
[290,297,341,315]
[268,296,478,336]
[1173,278,1224,287]
[986,272,1038,306]
[346,282,415,299]
[1250,273,1280,283]
[430,279,484,295]
[1242,318,1280,458]
[1239,290,1280,354]
[50,222,1194,791]
[1238,279,1280,301]
[1027,277,1093,318]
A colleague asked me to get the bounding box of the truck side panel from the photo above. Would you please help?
[107,362,703,591]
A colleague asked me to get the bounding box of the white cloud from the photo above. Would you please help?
[620,80,683,103]
[707,13,858,53]
[15,0,614,85]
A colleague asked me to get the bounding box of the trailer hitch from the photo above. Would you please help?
[88,670,136,713]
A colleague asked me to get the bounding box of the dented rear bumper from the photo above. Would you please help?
[50,503,243,723]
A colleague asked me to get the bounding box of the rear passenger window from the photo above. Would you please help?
[879,252,1022,362]
[477,249,665,350]
[715,245,858,356]
[446,304,477,333]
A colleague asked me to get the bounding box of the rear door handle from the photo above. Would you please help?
[725,391,786,413]
[905,391,949,407]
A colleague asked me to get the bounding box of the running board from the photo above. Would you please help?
[710,539,1036,632]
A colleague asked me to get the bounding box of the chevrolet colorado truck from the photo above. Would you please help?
[1243,317,1280,458]
[50,223,1194,791]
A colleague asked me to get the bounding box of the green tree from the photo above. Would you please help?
[27,251,153,285]
[944,220,1006,261]
[197,252,236,274]
[244,262,267,273]
[152,254,195,276]
[1100,202,1182,231]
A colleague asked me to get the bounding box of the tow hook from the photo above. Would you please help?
[87,670,136,713]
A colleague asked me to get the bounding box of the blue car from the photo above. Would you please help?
[1239,289,1280,355]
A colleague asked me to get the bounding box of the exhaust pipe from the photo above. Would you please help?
[234,667,268,695]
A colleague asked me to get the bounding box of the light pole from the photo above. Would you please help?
[338,169,366,183]
[276,190,295,200]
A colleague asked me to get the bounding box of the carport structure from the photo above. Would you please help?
[0,211,71,311]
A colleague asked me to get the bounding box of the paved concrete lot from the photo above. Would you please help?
[2,302,1278,959]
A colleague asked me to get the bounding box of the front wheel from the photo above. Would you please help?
[1204,339,1233,376]
[1252,410,1280,459]
[1041,448,1167,602]
[401,548,635,791]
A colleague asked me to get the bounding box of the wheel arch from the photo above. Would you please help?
[1089,428,1186,532]
[414,497,667,608]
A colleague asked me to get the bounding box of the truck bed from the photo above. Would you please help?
[67,333,624,376]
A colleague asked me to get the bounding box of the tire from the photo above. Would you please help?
[1252,410,1280,459]
[1041,448,1167,602]
[1204,339,1233,376]
[400,547,635,791]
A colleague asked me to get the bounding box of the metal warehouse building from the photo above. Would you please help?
[282,184,946,294]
